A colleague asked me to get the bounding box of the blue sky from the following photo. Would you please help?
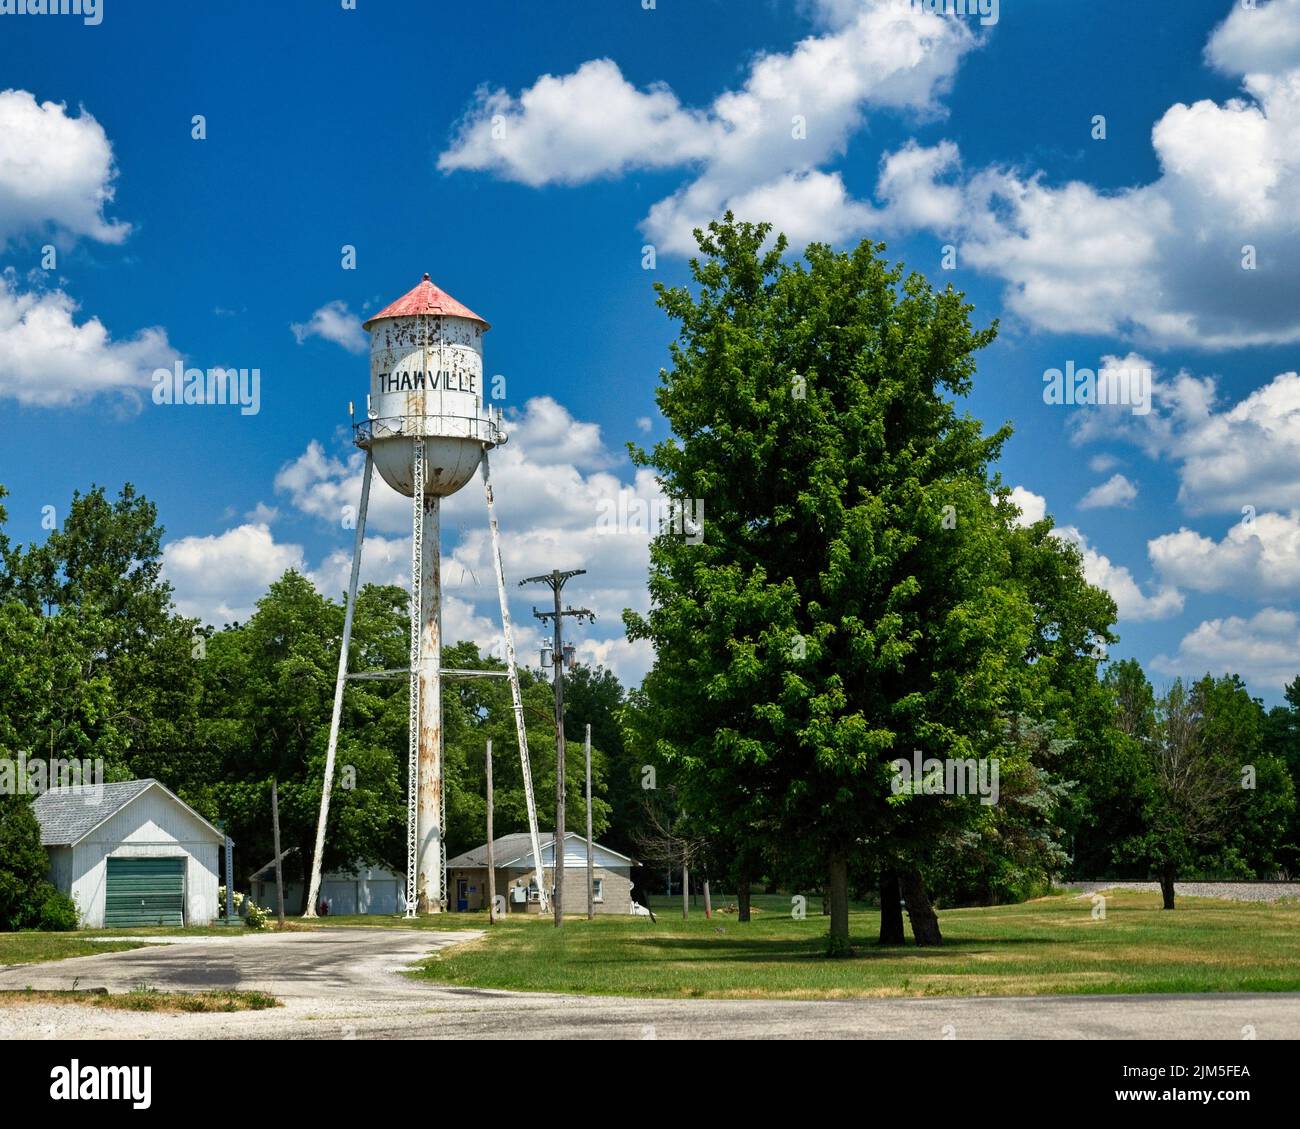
[2,0,1299,700]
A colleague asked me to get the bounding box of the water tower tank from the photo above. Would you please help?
[357,273,503,495]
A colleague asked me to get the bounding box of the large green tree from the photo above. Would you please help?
[2,485,200,780]
[1262,678,1300,878]
[1117,673,1293,908]
[627,216,1112,951]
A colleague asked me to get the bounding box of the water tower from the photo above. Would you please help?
[304,273,547,917]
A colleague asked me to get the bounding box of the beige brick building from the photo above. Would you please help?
[446,832,639,915]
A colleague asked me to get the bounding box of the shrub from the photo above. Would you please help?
[243,900,272,930]
[217,887,247,918]
[38,889,80,932]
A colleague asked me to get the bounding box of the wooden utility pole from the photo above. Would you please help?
[521,568,594,927]
[486,739,496,924]
[552,577,565,926]
[585,723,594,920]
[271,775,285,927]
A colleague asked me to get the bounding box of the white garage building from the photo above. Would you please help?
[249,850,406,916]
[33,779,224,928]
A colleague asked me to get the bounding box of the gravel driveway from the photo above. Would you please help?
[2,927,1297,1040]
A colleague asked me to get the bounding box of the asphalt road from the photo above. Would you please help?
[1,928,1295,1040]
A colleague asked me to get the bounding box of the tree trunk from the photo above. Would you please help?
[827,851,851,956]
[1160,864,1177,910]
[298,837,313,915]
[681,863,689,919]
[702,879,712,918]
[900,864,942,946]
[737,877,752,923]
[879,867,905,945]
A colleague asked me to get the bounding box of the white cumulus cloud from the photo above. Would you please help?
[1006,485,1046,527]
[0,89,130,247]
[163,523,307,625]
[0,271,179,408]
[1070,360,1300,517]
[439,1,978,255]
[290,300,367,354]
[1080,474,1138,510]
[1055,524,1184,622]
[1205,0,1300,77]
[1152,607,1300,691]
[1148,510,1300,596]
[866,1,1300,348]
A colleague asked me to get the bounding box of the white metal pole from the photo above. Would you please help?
[305,449,373,917]
[405,439,425,918]
[481,450,548,911]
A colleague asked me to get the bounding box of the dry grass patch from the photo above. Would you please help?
[0,987,280,1012]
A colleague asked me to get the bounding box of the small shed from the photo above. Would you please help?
[248,851,406,916]
[32,779,225,928]
[446,832,638,914]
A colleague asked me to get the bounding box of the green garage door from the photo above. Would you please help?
[104,857,185,927]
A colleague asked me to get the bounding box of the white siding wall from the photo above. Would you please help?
[67,787,223,927]
[254,881,304,914]
[187,843,220,925]
[254,866,404,916]
[46,846,73,896]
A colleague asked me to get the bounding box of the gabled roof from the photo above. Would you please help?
[446,832,636,869]
[362,273,489,331]
[445,833,537,869]
[31,779,226,847]
[248,847,297,882]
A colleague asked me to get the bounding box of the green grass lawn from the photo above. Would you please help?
[412,890,1300,999]
[0,933,145,966]
[0,923,276,965]
[298,912,491,931]
[96,925,248,937]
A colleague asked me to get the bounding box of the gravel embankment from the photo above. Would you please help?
[1068,881,1300,903]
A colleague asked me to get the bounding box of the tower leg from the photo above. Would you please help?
[305,449,374,917]
[417,492,443,913]
[481,450,548,911]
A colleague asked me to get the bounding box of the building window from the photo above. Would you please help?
[593,878,604,903]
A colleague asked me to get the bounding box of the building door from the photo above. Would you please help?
[104,857,185,927]
[456,878,469,912]
[321,880,359,916]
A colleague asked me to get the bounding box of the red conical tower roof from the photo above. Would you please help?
[362,273,490,331]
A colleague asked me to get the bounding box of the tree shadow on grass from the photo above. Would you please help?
[601,933,1078,966]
